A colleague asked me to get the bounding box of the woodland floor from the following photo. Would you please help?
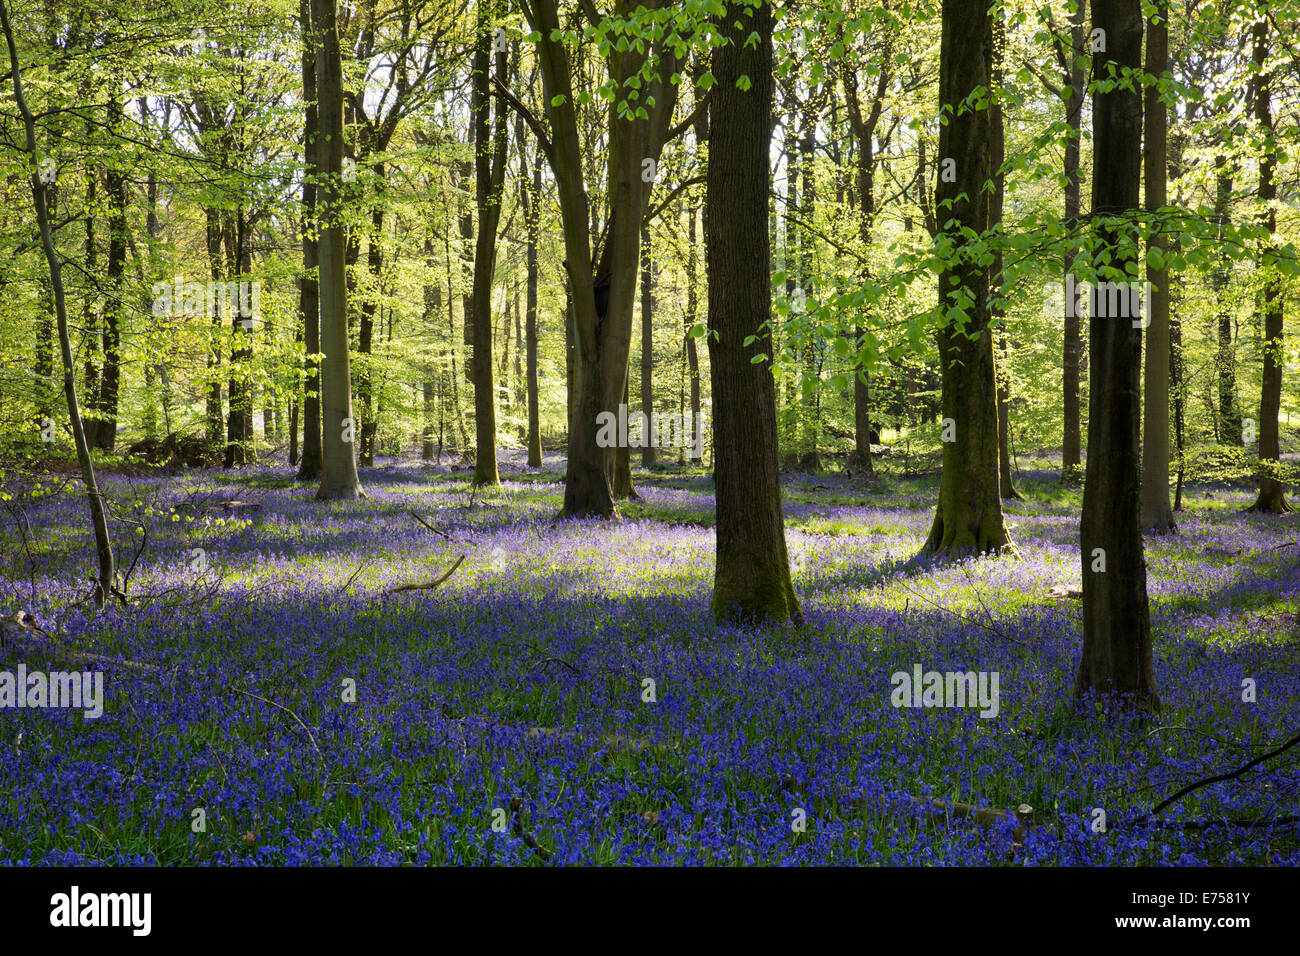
[0,452,1297,864]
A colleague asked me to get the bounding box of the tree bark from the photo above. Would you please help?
[640,221,656,468]
[523,143,542,468]
[1248,17,1290,514]
[313,0,362,500]
[1061,5,1086,482]
[1139,0,1175,531]
[95,94,126,452]
[921,0,1008,555]
[469,12,507,487]
[1212,155,1240,445]
[707,0,800,626]
[991,18,1020,500]
[1075,0,1158,711]
[296,0,322,481]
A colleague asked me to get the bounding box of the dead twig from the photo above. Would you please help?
[232,687,324,764]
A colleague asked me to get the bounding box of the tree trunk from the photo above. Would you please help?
[204,208,225,444]
[224,211,254,468]
[523,147,542,468]
[1248,18,1290,514]
[2,0,115,607]
[469,17,507,488]
[922,0,1008,555]
[708,0,799,625]
[297,0,322,481]
[313,0,362,500]
[1061,5,1085,482]
[686,198,702,466]
[797,88,821,472]
[1075,0,1158,711]
[357,199,384,467]
[640,221,657,468]
[990,20,1019,500]
[1212,156,1240,445]
[1139,0,1175,531]
[96,95,126,452]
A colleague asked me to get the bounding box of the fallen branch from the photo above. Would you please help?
[512,656,581,692]
[384,554,467,594]
[508,796,553,862]
[1151,729,1300,816]
[2,610,178,676]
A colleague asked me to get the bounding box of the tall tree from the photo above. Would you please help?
[921,0,1008,555]
[2,0,114,607]
[1061,4,1086,482]
[841,26,892,479]
[469,6,508,487]
[1139,0,1175,531]
[707,0,799,625]
[297,0,322,481]
[1211,152,1241,444]
[1075,0,1158,711]
[521,125,543,468]
[1248,13,1290,514]
[990,14,1020,500]
[524,0,682,518]
[639,222,656,468]
[313,0,362,500]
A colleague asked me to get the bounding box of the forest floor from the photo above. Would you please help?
[1,452,1297,864]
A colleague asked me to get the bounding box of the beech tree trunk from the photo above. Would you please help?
[990,19,1020,500]
[1075,0,1158,711]
[1249,18,1290,514]
[95,95,126,452]
[707,0,800,626]
[297,0,322,480]
[1212,156,1241,445]
[1139,0,1175,531]
[313,0,362,500]
[469,15,507,487]
[640,222,656,469]
[523,146,542,468]
[922,0,1008,556]
[1062,5,1085,482]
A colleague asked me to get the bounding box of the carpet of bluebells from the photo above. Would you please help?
[0,452,1297,865]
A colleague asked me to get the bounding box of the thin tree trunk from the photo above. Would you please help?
[357,199,384,467]
[1212,155,1240,445]
[640,221,656,468]
[1140,0,1175,531]
[297,0,322,481]
[523,146,542,467]
[96,97,126,452]
[2,0,114,607]
[1061,5,1085,482]
[991,18,1020,500]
